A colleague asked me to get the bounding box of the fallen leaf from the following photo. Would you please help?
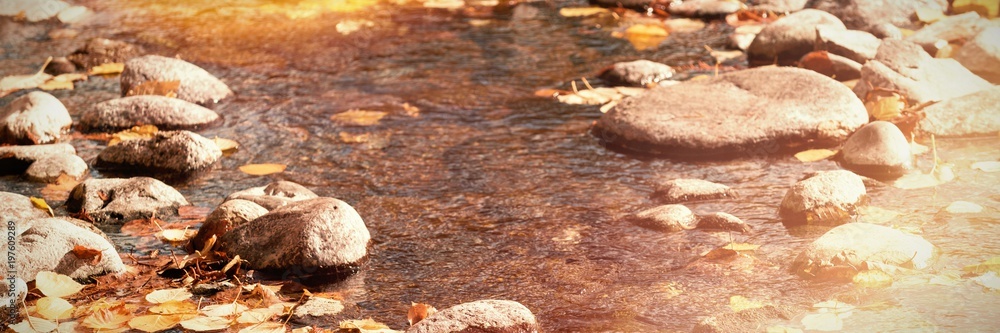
[239,163,287,176]
[236,308,278,324]
[801,312,842,332]
[852,270,893,288]
[212,137,240,153]
[81,306,132,331]
[128,314,193,332]
[963,256,1000,275]
[9,316,59,333]
[407,302,438,325]
[401,102,420,117]
[340,318,393,330]
[331,109,388,126]
[89,62,125,75]
[36,271,84,298]
[622,24,669,51]
[145,288,193,304]
[946,201,984,213]
[972,271,1000,290]
[423,0,464,9]
[972,161,1000,172]
[39,73,88,91]
[201,303,249,317]
[29,196,55,217]
[36,296,74,320]
[559,6,610,17]
[71,245,103,265]
[0,57,54,93]
[729,295,765,313]
[703,247,738,260]
[149,301,198,315]
[722,243,760,252]
[126,80,180,98]
[865,90,907,121]
[180,316,232,331]
[156,228,197,243]
[239,322,288,333]
[893,164,954,189]
[109,125,159,146]
[794,149,838,162]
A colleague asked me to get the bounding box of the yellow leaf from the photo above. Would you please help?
[39,73,88,91]
[340,318,392,330]
[29,196,55,217]
[729,295,765,312]
[623,24,669,51]
[723,242,760,252]
[963,256,1000,275]
[89,62,125,75]
[330,109,388,126]
[239,322,288,333]
[213,137,240,153]
[236,308,276,324]
[145,288,193,304]
[239,163,287,176]
[149,301,199,314]
[35,271,84,298]
[156,229,197,243]
[201,303,249,317]
[81,306,132,330]
[128,314,194,332]
[0,57,53,92]
[864,90,907,121]
[126,80,180,98]
[36,296,74,320]
[558,6,611,17]
[109,125,159,146]
[180,316,233,331]
[794,149,838,162]
[953,0,999,17]
[422,0,464,9]
[9,316,58,333]
[852,270,893,288]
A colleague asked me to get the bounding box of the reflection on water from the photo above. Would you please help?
[2,0,999,330]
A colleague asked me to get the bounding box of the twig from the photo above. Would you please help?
[581,77,595,90]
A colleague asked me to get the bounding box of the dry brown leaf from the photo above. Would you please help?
[201,303,249,317]
[38,73,88,91]
[82,305,133,331]
[865,90,907,121]
[109,125,159,146]
[126,80,180,97]
[331,109,388,126]
[9,317,59,333]
[407,302,438,326]
[340,318,393,330]
[71,245,103,265]
[339,131,372,143]
[239,163,287,176]
[149,301,199,315]
[704,247,738,260]
[89,62,125,75]
[729,295,765,313]
[180,316,232,331]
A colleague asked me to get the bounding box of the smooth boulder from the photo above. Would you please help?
[631,204,697,232]
[815,26,880,64]
[0,191,52,220]
[0,143,87,181]
[906,12,992,55]
[779,170,867,227]
[120,55,233,105]
[25,153,89,182]
[747,9,846,66]
[953,27,1000,83]
[668,0,742,17]
[652,178,736,204]
[190,199,268,252]
[406,300,539,333]
[696,212,751,233]
[4,217,126,280]
[809,0,948,30]
[594,66,868,157]
[791,223,936,280]
[598,60,674,87]
[840,121,912,178]
[96,130,222,176]
[66,177,189,224]
[0,91,71,144]
[854,40,992,104]
[224,181,319,210]
[81,95,221,132]
[220,197,371,277]
[918,86,1000,137]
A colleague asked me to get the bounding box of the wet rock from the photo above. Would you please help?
[918,86,1000,137]
[190,199,268,252]
[906,12,992,55]
[729,25,764,51]
[292,297,345,321]
[4,217,126,281]
[224,181,319,210]
[696,212,751,233]
[798,51,862,81]
[0,191,51,220]
[809,0,948,30]
[668,0,742,17]
[219,197,371,278]
[594,66,868,157]
[867,23,903,40]
[747,9,846,66]
[953,27,1000,84]
[749,0,807,12]
[598,60,675,87]
[815,26,880,64]
[779,170,867,227]
[840,121,912,178]
[631,204,697,232]
[96,130,222,176]
[0,143,87,181]
[693,305,796,333]
[853,40,992,104]
[66,38,142,69]
[651,178,736,204]
[406,299,539,333]
[44,57,77,75]
[66,177,189,224]
[791,222,936,280]
[190,281,236,296]
[81,95,221,132]
[0,91,71,144]
[120,55,233,106]
[26,153,88,183]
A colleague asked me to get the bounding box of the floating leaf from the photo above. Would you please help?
[157,228,197,243]
[0,57,54,93]
[794,149,838,162]
[622,24,669,51]
[239,322,288,333]
[180,316,232,331]
[126,80,180,97]
[852,270,893,288]
[201,303,249,317]
[36,296,74,320]
[36,271,84,298]
[9,316,58,333]
[963,256,1000,275]
[801,312,843,331]
[81,305,132,331]
[558,6,610,17]
[29,196,55,217]
[723,243,760,252]
[149,301,198,314]
[109,125,159,146]
[865,90,907,121]
[129,314,193,332]
[407,302,438,326]
[340,318,393,330]
[729,295,765,312]
[39,73,88,91]
[893,164,954,189]
[239,163,287,176]
[972,161,1000,172]
[946,201,983,213]
[330,109,388,126]
[89,62,125,75]
[972,271,1000,290]
[555,86,647,109]
[145,288,193,304]
[213,137,240,153]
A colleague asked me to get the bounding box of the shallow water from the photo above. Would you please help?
[2,0,1000,331]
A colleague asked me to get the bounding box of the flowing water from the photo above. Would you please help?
[2,0,1000,331]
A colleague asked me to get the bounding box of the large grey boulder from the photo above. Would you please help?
[598,60,674,87]
[953,27,1000,84]
[808,0,948,30]
[96,130,221,176]
[652,178,736,204]
[120,55,233,106]
[594,66,868,158]
[406,300,539,333]
[67,38,143,69]
[747,9,846,66]
[840,121,912,179]
[0,91,71,144]
[791,223,936,280]
[853,40,992,104]
[190,199,268,252]
[66,177,189,224]
[906,12,992,55]
[0,143,87,182]
[815,26,881,64]
[779,170,867,227]
[4,217,126,281]
[219,197,371,277]
[224,181,319,210]
[918,86,1000,137]
[80,95,221,132]
[631,204,698,232]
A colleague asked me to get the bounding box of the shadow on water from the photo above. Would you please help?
[2,0,1000,331]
